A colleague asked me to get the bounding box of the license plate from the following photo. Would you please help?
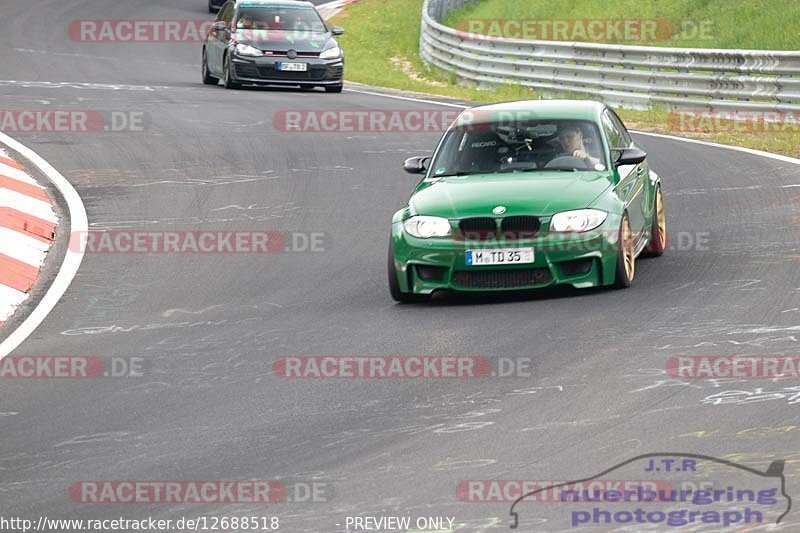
[465,248,534,266]
[277,62,307,72]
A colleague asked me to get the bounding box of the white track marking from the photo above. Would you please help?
[0,189,57,222]
[0,286,28,324]
[0,162,40,185]
[0,227,50,267]
[346,88,468,109]
[0,133,88,358]
[318,0,356,20]
[629,130,800,166]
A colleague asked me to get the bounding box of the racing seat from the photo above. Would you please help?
[458,131,504,173]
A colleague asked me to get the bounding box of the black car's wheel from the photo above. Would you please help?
[222,54,240,89]
[202,49,219,85]
[613,213,635,289]
[325,84,344,93]
[388,241,427,303]
[643,184,666,257]
[208,0,215,13]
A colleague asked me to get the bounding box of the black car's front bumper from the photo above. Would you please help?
[230,55,343,86]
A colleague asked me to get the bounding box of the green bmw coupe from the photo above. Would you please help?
[388,100,666,302]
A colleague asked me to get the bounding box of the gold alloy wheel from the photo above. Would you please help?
[622,216,635,281]
[655,187,666,250]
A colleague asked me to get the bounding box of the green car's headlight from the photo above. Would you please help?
[235,43,262,56]
[550,209,607,233]
[403,216,452,238]
[319,46,342,60]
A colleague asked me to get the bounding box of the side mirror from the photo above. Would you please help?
[330,26,345,35]
[403,156,429,174]
[211,20,227,32]
[613,147,646,167]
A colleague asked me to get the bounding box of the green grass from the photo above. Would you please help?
[330,0,539,101]
[331,0,800,158]
[445,0,800,49]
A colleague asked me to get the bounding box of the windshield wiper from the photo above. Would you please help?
[437,167,583,177]
[498,167,539,173]
[433,171,484,177]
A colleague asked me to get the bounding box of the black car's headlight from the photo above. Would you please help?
[235,43,262,57]
[319,46,342,60]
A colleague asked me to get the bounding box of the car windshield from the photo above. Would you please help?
[235,5,327,32]
[428,118,608,176]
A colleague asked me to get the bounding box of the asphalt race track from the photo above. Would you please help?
[1,0,800,531]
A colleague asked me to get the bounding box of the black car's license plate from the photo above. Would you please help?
[276,62,308,72]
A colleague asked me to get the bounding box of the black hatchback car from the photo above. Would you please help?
[202,0,344,92]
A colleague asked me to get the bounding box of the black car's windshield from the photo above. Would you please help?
[429,119,608,177]
[235,5,327,32]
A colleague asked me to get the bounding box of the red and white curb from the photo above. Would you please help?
[0,148,58,327]
[318,0,359,20]
[0,133,85,358]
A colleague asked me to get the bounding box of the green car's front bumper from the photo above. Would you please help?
[390,215,622,294]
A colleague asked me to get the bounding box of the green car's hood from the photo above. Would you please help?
[409,171,614,218]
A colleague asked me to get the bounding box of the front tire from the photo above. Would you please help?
[202,49,219,85]
[613,214,635,288]
[325,84,343,93]
[643,185,666,257]
[223,54,240,89]
[388,241,427,303]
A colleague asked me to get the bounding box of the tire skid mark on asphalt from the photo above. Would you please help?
[127,174,281,187]
[93,217,249,229]
[622,364,800,413]
[13,48,195,68]
[59,316,261,336]
[63,167,279,188]
[675,425,800,440]
[210,202,298,212]
[86,209,300,230]
[160,305,225,318]
[289,166,354,172]
[0,80,168,91]
[703,386,800,407]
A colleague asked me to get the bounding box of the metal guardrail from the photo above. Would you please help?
[420,0,800,112]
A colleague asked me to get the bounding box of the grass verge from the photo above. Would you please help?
[445,0,800,50]
[331,0,800,158]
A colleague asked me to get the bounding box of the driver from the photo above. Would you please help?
[237,13,255,29]
[557,123,601,168]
